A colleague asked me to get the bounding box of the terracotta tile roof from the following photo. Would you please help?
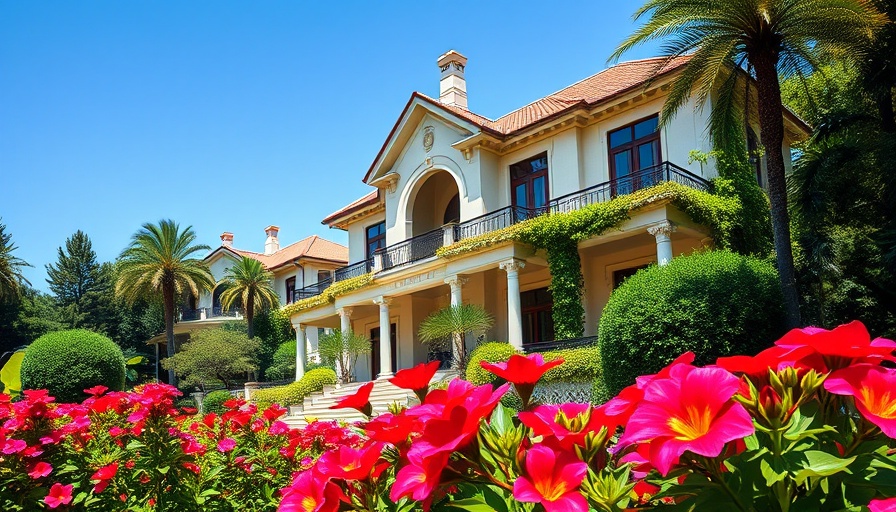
[321,190,382,226]
[424,56,692,136]
[227,235,348,270]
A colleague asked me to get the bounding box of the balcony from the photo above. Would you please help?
[303,162,709,296]
[178,307,243,322]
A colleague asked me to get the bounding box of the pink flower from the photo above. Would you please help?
[44,483,73,509]
[390,451,450,503]
[870,497,896,512]
[775,321,896,369]
[279,469,343,512]
[27,461,52,479]
[617,364,754,476]
[825,364,896,438]
[91,462,118,493]
[217,437,237,452]
[513,444,588,512]
[2,439,26,454]
[519,403,615,450]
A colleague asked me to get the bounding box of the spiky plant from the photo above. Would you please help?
[218,256,280,339]
[418,304,494,371]
[611,0,887,328]
[0,219,31,301]
[318,329,372,383]
[116,220,214,385]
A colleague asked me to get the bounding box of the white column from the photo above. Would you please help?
[500,259,525,349]
[444,276,468,362]
[647,221,677,266]
[336,307,353,383]
[373,296,393,378]
[293,323,307,381]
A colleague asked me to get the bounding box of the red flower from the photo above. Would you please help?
[315,441,387,480]
[27,461,52,479]
[263,403,288,422]
[716,345,820,380]
[363,412,419,446]
[519,403,614,450]
[390,451,450,503]
[825,364,896,438]
[774,321,896,369]
[513,444,588,512]
[603,352,696,425]
[330,382,374,417]
[91,462,118,493]
[389,361,440,402]
[617,364,754,476]
[481,353,564,407]
[84,385,108,396]
[44,483,73,509]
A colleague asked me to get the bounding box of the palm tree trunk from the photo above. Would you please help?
[163,280,178,386]
[753,56,802,329]
[246,295,255,339]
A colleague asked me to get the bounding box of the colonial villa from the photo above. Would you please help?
[284,50,811,384]
[148,227,347,364]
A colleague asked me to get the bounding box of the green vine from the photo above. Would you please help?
[280,272,375,316]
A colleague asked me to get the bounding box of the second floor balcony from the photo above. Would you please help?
[292,162,709,300]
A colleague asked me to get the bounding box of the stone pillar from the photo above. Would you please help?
[444,275,468,362]
[373,296,393,378]
[443,223,458,246]
[294,323,307,381]
[500,259,525,349]
[336,307,353,383]
[647,221,676,266]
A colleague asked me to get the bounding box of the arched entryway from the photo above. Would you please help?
[409,170,460,236]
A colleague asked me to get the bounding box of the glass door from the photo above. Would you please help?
[510,153,549,221]
[609,115,661,194]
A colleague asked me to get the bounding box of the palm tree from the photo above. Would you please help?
[418,304,494,371]
[217,256,280,338]
[0,219,31,301]
[611,0,886,328]
[116,220,214,385]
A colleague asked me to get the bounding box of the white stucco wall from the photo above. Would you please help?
[346,211,386,264]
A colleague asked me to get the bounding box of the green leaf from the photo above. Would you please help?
[760,456,788,486]
[445,497,503,512]
[784,450,856,485]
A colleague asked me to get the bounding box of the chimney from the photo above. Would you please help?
[220,232,234,247]
[438,50,468,109]
[264,225,280,255]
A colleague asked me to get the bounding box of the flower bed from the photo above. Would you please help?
[4,321,896,511]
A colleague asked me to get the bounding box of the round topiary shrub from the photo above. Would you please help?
[465,342,519,385]
[598,250,786,396]
[20,329,126,403]
[202,390,233,415]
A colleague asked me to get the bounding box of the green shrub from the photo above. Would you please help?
[265,341,296,381]
[252,367,337,409]
[465,342,519,385]
[598,250,786,396]
[20,329,126,402]
[540,345,601,383]
[202,390,232,415]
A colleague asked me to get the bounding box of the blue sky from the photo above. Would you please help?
[1,1,661,290]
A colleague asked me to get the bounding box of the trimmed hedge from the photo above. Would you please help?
[252,368,337,409]
[20,329,126,402]
[465,342,520,385]
[202,390,232,415]
[598,250,786,396]
[265,341,296,381]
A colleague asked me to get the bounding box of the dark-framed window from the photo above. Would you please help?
[747,128,762,187]
[285,277,296,304]
[510,153,549,215]
[522,287,554,345]
[612,264,649,290]
[366,221,386,259]
[608,115,662,194]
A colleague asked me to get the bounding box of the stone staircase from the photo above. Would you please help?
[281,370,457,428]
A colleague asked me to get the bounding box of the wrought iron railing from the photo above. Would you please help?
[319,161,708,290]
[381,228,444,271]
[550,162,709,213]
[522,335,598,354]
[212,306,242,318]
[295,278,332,300]
[179,306,243,321]
[180,309,202,321]
[335,258,372,281]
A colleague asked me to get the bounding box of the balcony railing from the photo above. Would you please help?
[178,307,242,322]
[522,335,598,354]
[309,162,708,295]
[380,227,444,271]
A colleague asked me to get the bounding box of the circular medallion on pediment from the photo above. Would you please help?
[423,126,435,152]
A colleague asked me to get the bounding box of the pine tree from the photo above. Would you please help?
[45,231,116,333]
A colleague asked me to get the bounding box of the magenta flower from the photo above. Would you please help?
[870,497,896,512]
[481,353,564,407]
[825,364,896,438]
[217,437,237,452]
[44,483,73,509]
[27,461,52,479]
[513,444,588,512]
[617,363,754,476]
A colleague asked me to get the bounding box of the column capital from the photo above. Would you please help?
[373,296,392,307]
[647,220,676,239]
[291,322,306,332]
[337,307,353,318]
[444,275,468,288]
[500,258,526,274]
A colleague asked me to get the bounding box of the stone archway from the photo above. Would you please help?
[409,170,461,236]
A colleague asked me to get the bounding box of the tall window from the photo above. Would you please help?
[522,287,554,345]
[285,277,296,304]
[366,221,386,259]
[612,265,649,290]
[608,115,662,194]
[510,153,549,216]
